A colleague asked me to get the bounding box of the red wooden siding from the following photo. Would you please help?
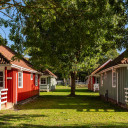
[6,68,39,103]
[17,71,39,102]
[88,76,95,91]
[7,70,13,102]
[12,69,17,103]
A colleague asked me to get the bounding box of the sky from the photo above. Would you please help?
[0,9,14,45]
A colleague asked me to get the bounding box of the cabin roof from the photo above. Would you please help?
[0,52,10,64]
[97,50,128,73]
[43,69,57,78]
[0,45,38,72]
[90,59,112,75]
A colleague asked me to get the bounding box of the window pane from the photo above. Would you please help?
[97,78,99,83]
[0,82,3,87]
[113,72,116,87]
[113,72,116,77]
[19,78,21,81]
[41,78,46,84]
[0,72,3,76]
[31,74,33,79]
[19,82,21,87]
[18,72,23,88]
[19,73,21,77]
[0,77,3,81]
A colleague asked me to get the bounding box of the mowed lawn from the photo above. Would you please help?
[0,86,128,128]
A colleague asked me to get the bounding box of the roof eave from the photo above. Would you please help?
[91,59,112,75]
[11,64,41,74]
[97,64,128,74]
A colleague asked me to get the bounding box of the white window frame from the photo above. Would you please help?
[31,73,33,80]
[101,74,103,86]
[41,77,47,85]
[35,74,38,86]
[96,77,99,84]
[0,71,4,89]
[112,69,117,88]
[18,72,23,88]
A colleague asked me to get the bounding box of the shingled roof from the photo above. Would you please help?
[0,45,37,72]
[0,53,10,64]
[43,69,57,78]
[98,50,128,73]
[90,59,112,76]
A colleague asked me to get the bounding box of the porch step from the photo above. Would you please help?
[1,102,14,110]
[40,89,49,92]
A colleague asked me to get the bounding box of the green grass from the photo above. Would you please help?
[0,86,128,128]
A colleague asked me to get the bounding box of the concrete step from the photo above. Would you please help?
[1,102,14,110]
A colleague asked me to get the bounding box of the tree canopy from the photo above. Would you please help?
[0,35,7,45]
[0,0,128,95]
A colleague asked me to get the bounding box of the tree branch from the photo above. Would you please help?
[0,2,61,10]
[0,10,13,19]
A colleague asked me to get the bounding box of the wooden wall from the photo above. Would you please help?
[99,67,127,104]
[7,68,40,103]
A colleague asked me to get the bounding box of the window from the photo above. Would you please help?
[112,70,117,87]
[101,74,103,86]
[35,74,38,86]
[18,72,23,88]
[41,78,47,85]
[31,73,33,80]
[0,71,3,88]
[96,77,99,84]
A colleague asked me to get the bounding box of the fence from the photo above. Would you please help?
[0,88,8,110]
[124,88,128,104]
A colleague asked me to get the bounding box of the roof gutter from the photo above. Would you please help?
[91,59,112,75]
[88,74,100,77]
[11,64,42,74]
[97,64,128,74]
[0,64,11,66]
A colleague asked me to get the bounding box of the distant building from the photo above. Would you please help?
[88,60,112,92]
[40,69,57,92]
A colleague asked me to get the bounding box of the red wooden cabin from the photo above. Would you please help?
[88,59,112,91]
[0,45,41,108]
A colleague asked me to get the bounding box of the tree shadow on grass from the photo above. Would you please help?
[0,114,47,127]
[54,88,92,93]
[15,88,128,112]
[0,122,128,128]
[15,123,128,128]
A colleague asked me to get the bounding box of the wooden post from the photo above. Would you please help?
[5,67,7,108]
[5,67,7,88]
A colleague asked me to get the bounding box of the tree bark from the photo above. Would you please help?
[70,71,76,96]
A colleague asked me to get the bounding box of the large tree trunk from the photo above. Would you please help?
[70,71,76,96]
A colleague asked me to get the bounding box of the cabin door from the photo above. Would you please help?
[7,71,13,102]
